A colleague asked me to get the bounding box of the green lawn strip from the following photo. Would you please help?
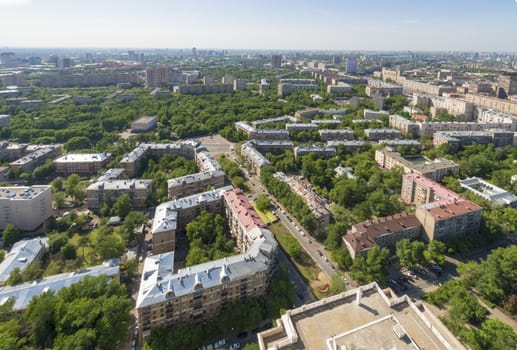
[252,203,278,224]
[269,222,325,298]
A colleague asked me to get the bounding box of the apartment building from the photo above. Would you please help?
[120,142,197,177]
[343,213,422,259]
[0,186,52,231]
[54,153,112,176]
[272,54,282,69]
[415,200,482,241]
[0,142,26,161]
[137,188,277,338]
[378,139,422,149]
[364,109,389,120]
[403,80,454,96]
[319,129,354,141]
[365,79,403,97]
[327,82,352,95]
[375,148,459,181]
[0,260,119,311]
[151,186,233,254]
[273,172,330,236]
[145,66,170,88]
[293,146,336,159]
[86,179,153,211]
[429,96,475,121]
[9,145,62,173]
[401,173,461,206]
[477,108,517,131]
[364,128,402,141]
[131,116,158,133]
[401,173,482,241]
[252,140,294,153]
[174,84,233,95]
[466,93,517,116]
[0,114,10,128]
[433,129,514,152]
[251,115,296,128]
[240,141,271,177]
[168,170,225,199]
[252,129,291,141]
[0,237,48,285]
[39,71,138,88]
[278,82,318,96]
[326,140,368,150]
[388,115,420,137]
[311,119,342,127]
[285,123,318,132]
[496,72,517,99]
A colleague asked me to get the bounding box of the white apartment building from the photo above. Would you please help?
[0,186,52,231]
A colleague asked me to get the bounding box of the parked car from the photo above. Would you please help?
[229,343,240,350]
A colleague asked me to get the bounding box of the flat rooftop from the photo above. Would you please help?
[259,282,464,350]
[54,153,111,163]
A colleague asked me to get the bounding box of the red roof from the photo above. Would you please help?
[412,114,428,121]
[223,189,266,231]
[404,173,461,205]
[425,199,482,220]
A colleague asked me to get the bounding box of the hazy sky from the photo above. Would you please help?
[1,0,517,51]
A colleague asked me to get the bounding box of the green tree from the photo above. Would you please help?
[24,291,57,347]
[2,224,22,247]
[473,318,517,350]
[351,246,390,284]
[65,136,91,152]
[65,174,81,197]
[6,267,23,286]
[424,240,446,265]
[111,194,131,218]
[0,249,5,263]
[53,191,66,209]
[51,176,64,192]
[255,194,271,212]
[396,239,425,269]
[61,243,77,260]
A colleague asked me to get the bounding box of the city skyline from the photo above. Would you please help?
[1,0,517,51]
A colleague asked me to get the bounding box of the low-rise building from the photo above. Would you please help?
[327,82,352,95]
[131,116,158,133]
[240,141,271,177]
[174,84,233,95]
[319,129,354,141]
[460,177,517,207]
[0,186,52,231]
[403,80,454,96]
[251,129,290,141]
[278,82,319,96]
[54,153,112,176]
[285,123,318,132]
[252,140,294,153]
[0,142,27,162]
[401,173,461,206]
[251,115,296,128]
[433,129,514,152]
[377,139,422,149]
[9,146,61,173]
[168,170,225,199]
[274,173,330,236]
[326,140,368,150]
[364,128,402,141]
[86,179,152,211]
[0,114,10,128]
[364,109,389,120]
[343,213,422,259]
[366,79,403,97]
[0,260,120,311]
[0,237,48,285]
[293,146,336,159]
[375,148,459,181]
[311,119,342,126]
[388,114,420,137]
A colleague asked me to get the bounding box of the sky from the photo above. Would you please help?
[1,0,517,51]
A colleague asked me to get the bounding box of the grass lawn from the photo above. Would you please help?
[252,203,278,224]
[269,222,329,299]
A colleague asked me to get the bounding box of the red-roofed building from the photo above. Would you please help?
[343,213,422,259]
[412,114,428,122]
[401,173,461,206]
[223,188,266,250]
[416,199,482,241]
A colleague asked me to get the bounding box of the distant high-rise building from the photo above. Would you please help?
[272,54,282,69]
[128,51,139,62]
[332,56,342,64]
[192,47,197,57]
[145,66,170,87]
[496,72,517,99]
[0,52,16,67]
[346,58,357,74]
